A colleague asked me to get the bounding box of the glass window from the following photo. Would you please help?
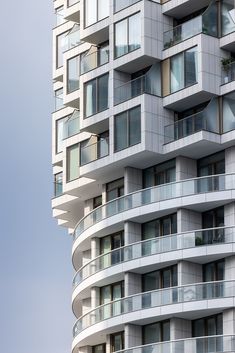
[142,214,177,240]
[193,314,223,336]
[85,0,109,27]
[100,231,124,264]
[67,144,79,181]
[84,74,109,117]
[63,110,80,139]
[55,88,64,111]
[56,32,67,68]
[55,6,64,26]
[114,13,141,58]
[114,106,141,152]
[170,47,198,93]
[143,320,170,344]
[142,265,177,292]
[92,344,106,353]
[111,332,124,352]
[221,0,235,36]
[223,91,235,133]
[143,159,176,188]
[197,151,225,176]
[203,259,224,282]
[67,56,79,93]
[54,172,63,197]
[106,178,124,202]
[56,117,67,153]
[93,195,102,209]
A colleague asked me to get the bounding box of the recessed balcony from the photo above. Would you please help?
[72,226,234,288]
[80,45,109,75]
[73,279,235,338]
[221,61,235,85]
[73,173,235,241]
[80,137,109,166]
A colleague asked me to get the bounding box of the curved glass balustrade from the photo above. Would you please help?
[73,280,235,337]
[163,1,218,49]
[73,174,235,240]
[73,226,234,288]
[83,336,235,353]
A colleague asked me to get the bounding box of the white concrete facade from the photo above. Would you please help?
[52,1,235,353]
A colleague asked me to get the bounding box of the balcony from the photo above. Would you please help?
[163,3,217,49]
[73,226,234,288]
[64,24,81,52]
[221,61,235,85]
[164,101,219,144]
[80,137,109,166]
[73,280,235,337]
[63,111,80,139]
[80,46,109,75]
[73,174,235,240]
[114,73,161,106]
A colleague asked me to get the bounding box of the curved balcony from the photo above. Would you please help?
[73,280,235,338]
[73,173,235,240]
[73,226,235,288]
[77,336,235,353]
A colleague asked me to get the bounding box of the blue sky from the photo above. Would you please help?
[0,1,73,352]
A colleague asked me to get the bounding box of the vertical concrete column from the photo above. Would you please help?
[106,334,112,353]
[124,221,142,246]
[170,318,191,339]
[223,309,235,351]
[79,346,92,353]
[225,256,235,280]
[84,198,94,216]
[102,184,107,204]
[177,209,202,233]
[91,237,100,259]
[82,297,91,316]
[225,146,235,173]
[124,167,143,194]
[176,156,197,181]
[178,261,202,286]
[125,324,142,348]
[124,272,141,296]
[91,287,100,308]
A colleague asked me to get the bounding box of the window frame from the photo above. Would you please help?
[84,73,109,118]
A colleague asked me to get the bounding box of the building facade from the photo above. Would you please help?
[52,0,235,352]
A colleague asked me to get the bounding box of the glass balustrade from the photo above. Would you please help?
[54,181,63,197]
[64,24,81,51]
[114,64,161,105]
[74,174,235,240]
[163,1,218,49]
[73,280,235,337]
[63,111,80,139]
[221,61,235,84]
[73,226,234,288]
[80,138,109,166]
[164,100,219,143]
[81,47,109,75]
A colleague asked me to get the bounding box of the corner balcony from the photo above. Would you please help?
[114,74,161,106]
[72,280,235,346]
[73,174,235,243]
[80,46,109,76]
[163,4,217,50]
[80,137,109,166]
[72,226,235,287]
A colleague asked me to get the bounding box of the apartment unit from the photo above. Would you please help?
[52,0,235,352]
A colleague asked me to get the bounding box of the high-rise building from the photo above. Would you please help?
[52,1,235,352]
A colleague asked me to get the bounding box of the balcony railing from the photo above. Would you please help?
[221,61,235,85]
[63,111,80,139]
[55,93,64,111]
[73,173,235,240]
[73,280,235,337]
[164,108,219,144]
[114,74,161,105]
[64,24,81,51]
[81,47,109,75]
[84,336,235,353]
[80,138,109,166]
[73,226,234,288]
[163,2,217,49]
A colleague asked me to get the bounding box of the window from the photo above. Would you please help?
[193,314,223,352]
[114,106,141,152]
[55,6,64,26]
[142,214,177,240]
[100,231,124,266]
[142,265,177,292]
[92,344,106,353]
[81,43,109,74]
[54,172,63,197]
[200,207,224,244]
[80,131,109,165]
[221,0,235,36]
[93,195,102,209]
[85,0,109,27]
[143,159,176,188]
[106,178,124,202]
[203,260,224,298]
[84,74,109,117]
[67,144,79,182]
[114,13,141,58]
[170,47,198,93]
[197,151,225,176]
[55,88,64,111]
[56,32,67,68]
[143,321,170,344]
[222,91,235,133]
[66,24,81,51]
[111,332,125,352]
[67,56,79,93]
[63,110,80,139]
[56,117,67,154]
